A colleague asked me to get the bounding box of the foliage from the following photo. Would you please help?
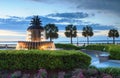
[98,67,120,76]
[108,29,119,44]
[44,23,58,41]
[82,26,94,45]
[0,50,91,70]
[108,45,120,60]
[55,43,81,50]
[0,67,120,78]
[64,24,77,44]
[85,44,109,51]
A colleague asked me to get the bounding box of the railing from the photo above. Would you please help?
[0,44,16,48]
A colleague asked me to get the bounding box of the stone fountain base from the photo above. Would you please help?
[16,41,55,50]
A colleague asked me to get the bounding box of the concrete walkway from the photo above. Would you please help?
[81,49,120,68]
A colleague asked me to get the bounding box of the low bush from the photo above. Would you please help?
[0,67,120,78]
[0,50,91,71]
[98,67,120,77]
[85,44,109,51]
[55,43,81,50]
[108,45,120,60]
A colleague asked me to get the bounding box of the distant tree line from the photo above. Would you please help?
[34,16,119,45]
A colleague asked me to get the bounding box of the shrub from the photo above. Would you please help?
[55,43,82,50]
[98,67,120,76]
[0,50,91,71]
[85,44,109,51]
[55,43,81,50]
[108,45,120,60]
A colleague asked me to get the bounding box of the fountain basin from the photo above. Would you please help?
[16,41,55,50]
[99,52,109,62]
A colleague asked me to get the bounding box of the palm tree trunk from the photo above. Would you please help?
[71,36,73,44]
[87,36,89,45]
[113,37,115,44]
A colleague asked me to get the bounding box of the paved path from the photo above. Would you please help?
[81,49,120,68]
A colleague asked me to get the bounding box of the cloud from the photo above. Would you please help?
[26,0,55,3]
[58,30,109,38]
[73,0,120,15]
[94,30,109,36]
[28,0,120,15]
[47,12,89,19]
[58,30,66,37]
[55,22,71,25]
[0,30,25,36]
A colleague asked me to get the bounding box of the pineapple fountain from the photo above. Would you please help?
[16,16,55,50]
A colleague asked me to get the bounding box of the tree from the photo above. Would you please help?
[108,29,119,44]
[44,24,58,41]
[82,26,93,45]
[64,24,77,44]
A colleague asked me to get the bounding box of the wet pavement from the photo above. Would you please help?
[81,49,120,68]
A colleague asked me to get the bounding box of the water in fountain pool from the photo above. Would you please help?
[81,50,120,68]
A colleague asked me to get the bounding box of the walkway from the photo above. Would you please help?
[81,49,120,68]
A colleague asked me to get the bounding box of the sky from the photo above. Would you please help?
[0,0,120,43]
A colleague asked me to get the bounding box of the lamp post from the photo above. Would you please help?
[77,36,79,46]
[107,37,109,44]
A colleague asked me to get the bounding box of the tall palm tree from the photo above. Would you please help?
[64,24,77,44]
[108,29,119,44]
[82,26,93,45]
[44,24,58,41]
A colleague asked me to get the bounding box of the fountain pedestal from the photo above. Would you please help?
[99,52,109,62]
[16,41,55,50]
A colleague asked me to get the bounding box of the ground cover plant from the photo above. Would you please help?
[0,66,120,78]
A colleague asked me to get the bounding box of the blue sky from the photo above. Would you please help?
[0,0,120,43]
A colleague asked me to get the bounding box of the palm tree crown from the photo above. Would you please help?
[82,26,93,45]
[108,29,119,44]
[44,24,58,41]
[64,24,77,44]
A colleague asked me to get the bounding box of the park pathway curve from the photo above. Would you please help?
[80,49,120,68]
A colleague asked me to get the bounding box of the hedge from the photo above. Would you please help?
[85,44,109,51]
[108,45,120,60]
[0,50,91,70]
[55,43,81,50]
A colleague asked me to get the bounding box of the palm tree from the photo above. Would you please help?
[82,26,93,45]
[44,24,58,41]
[108,29,119,44]
[64,24,77,44]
